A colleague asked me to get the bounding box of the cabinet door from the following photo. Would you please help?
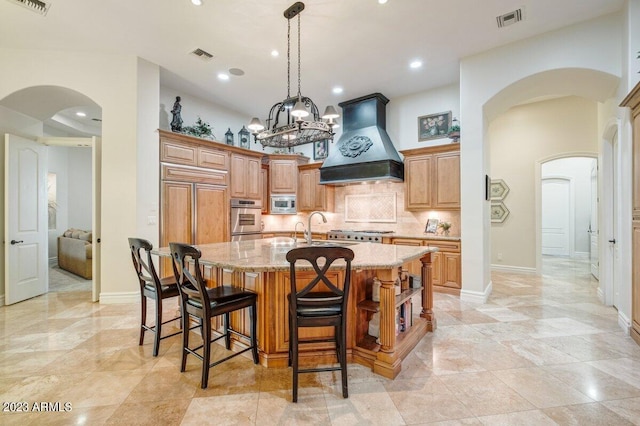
[247,157,262,200]
[160,181,193,275]
[431,252,442,286]
[313,169,332,211]
[198,147,229,170]
[434,151,460,209]
[442,252,461,289]
[194,184,229,244]
[261,166,269,213]
[298,169,314,211]
[160,139,197,166]
[230,154,247,198]
[405,155,433,210]
[634,113,640,217]
[270,159,298,194]
[632,220,640,344]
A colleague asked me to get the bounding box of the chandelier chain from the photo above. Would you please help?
[297,13,301,97]
[287,18,291,99]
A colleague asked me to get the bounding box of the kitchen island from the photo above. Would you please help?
[155,238,437,379]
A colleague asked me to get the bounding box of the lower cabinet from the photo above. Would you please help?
[391,238,461,294]
[632,219,640,344]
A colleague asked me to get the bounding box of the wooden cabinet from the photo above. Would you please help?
[261,165,269,213]
[622,81,640,345]
[400,145,460,211]
[160,131,229,171]
[230,153,262,199]
[391,237,461,294]
[267,154,309,195]
[298,163,334,212]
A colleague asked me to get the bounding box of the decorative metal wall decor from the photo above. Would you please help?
[491,201,510,223]
[490,178,510,223]
[490,179,510,201]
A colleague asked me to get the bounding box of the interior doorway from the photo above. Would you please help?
[540,157,597,266]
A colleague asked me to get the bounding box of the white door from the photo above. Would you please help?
[612,133,620,308]
[542,178,572,256]
[4,134,48,304]
[589,162,599,279]
[92,137,101,302]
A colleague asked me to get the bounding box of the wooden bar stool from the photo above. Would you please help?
[128,237,181,357]
[169,242,259,389]
[286,246,354,402]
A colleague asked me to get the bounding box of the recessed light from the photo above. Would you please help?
[191,0,202,6]
[76,112,86,117]
[271,50,279,57]
[332,87,343,94]
[217,73,230,81]
[409,60,423,69]
[378,0,388,4]
[229,68,245,76]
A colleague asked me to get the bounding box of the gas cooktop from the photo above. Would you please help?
[327,229,394,243]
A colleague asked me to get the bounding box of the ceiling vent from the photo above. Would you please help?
[496,8,523,28]
[6,0,51,16]
[190,48,214,61]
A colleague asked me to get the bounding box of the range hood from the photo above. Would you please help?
[319,93,403,185]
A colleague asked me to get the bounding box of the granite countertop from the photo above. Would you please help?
[155,238,437,273]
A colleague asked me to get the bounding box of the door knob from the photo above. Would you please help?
[10,240,23,245]
[608,239,616,244]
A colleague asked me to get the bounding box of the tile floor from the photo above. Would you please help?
[1,258,640,425]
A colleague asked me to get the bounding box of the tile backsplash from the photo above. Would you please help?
[263,181,460,237]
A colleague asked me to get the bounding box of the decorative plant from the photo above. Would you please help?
[448,124,460,133]
[438,221,452,235]
[182,116,215,140]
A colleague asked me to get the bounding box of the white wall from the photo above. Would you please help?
[67,147,92,230]
[541,157,596,255]
[47,146,69,259]
[489,97,598,270]
[460,12,623,302]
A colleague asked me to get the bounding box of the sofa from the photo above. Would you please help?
[58,228,92,279]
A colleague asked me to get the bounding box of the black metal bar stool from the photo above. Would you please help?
[128,237,181,357]
[169,242,259,389]
[286,246,354,402]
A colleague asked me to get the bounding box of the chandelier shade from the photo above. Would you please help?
[249,2,338,150]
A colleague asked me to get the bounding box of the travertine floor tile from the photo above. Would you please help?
[543,402,636,425]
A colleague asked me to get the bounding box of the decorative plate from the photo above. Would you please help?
[490,179,510,201]
[491,201,510,223]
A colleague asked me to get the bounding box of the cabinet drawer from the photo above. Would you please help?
[162,164,228,186]
[426,240,460,252]
[198,147,229,170]
[160,139,197,166]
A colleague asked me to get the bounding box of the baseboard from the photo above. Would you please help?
[618,310,631,334]
[460,280,492,304]
[491,264,537,274]
[0,295,4,306]
[48,257,58,267]
[99,291,139,304]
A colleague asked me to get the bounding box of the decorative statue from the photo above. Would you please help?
[170,96,183,132]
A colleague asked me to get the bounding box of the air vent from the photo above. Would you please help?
[6,0,51,16]
[190,48,214,61]
[496,8,523,28]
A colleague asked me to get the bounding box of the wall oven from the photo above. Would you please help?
[231,198,263,241]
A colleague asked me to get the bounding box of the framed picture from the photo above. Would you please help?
[425,218,439,234]
[418,111,451,141]
[314,140,328,160]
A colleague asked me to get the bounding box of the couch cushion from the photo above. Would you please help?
[79,231,92,242]
[71,230,82,239]
[63,228,76,237]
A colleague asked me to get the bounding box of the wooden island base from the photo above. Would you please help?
[158,240,437,379]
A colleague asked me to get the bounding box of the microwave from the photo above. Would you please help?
[270,195,296,214]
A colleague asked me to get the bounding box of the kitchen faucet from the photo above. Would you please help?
[294,221,306,243]
[306,211,327,244]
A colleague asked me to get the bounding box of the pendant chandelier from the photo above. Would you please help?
[248,2,339,150]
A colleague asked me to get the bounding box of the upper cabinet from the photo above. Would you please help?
[400,144,460,211]
[160,131,229,171]
[622,83,640,218]
[230,153,262,199]
[267,154,309,194]
[298,163,334,212]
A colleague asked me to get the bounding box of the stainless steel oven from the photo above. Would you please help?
[231,198,262,240]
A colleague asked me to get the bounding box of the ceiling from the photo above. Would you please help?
[0,0,625,136]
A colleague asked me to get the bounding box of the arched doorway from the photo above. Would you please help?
[0,85,102,304]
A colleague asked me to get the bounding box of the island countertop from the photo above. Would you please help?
[155,237,437,272]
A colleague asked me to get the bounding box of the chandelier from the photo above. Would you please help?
[248,2,339,150]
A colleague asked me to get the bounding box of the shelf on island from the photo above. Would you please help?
[356,287,423,313]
